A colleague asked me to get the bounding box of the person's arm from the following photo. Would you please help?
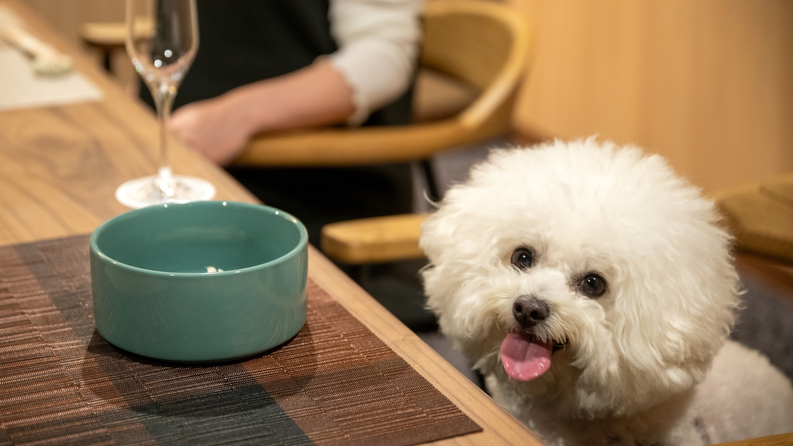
[168,59,355,165]
[327,0,424,125]
[169,0,423,165]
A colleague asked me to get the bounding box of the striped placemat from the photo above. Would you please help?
[0,235,481,445]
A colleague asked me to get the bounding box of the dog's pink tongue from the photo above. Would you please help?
[500,333,553,381]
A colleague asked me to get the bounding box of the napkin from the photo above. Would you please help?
[0,46,103,111]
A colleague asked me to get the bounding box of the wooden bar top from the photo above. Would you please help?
[0,1,541,444]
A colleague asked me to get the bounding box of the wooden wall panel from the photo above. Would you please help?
[511,0,793,195]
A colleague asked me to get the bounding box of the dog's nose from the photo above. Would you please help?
[512,296,550,328]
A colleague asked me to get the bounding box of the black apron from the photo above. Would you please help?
[140,0,415,246]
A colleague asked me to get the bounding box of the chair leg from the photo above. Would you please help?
[348,264,371,289]
[103,50,112,72]
[420,159,440,203]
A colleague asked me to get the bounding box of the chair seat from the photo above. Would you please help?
[79,22,126,48]
[321,213,428,265]
[413,68,479,123]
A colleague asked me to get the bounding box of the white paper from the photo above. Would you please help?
[0,47,103,111]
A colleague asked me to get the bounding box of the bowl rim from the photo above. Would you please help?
[90,201,308,277]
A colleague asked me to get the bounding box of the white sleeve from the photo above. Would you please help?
[327,0,424,125]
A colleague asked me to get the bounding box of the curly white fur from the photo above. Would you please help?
[420,139,793,445]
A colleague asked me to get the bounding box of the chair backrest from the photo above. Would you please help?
[231,0,534,167]
[421,0,531,127]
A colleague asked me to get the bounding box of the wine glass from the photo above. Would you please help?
[116,0,215,209]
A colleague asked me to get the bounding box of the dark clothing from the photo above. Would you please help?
[227,164,414,249]
[173,1,337,109]
[140,0,414,247]
[142,0,412,126]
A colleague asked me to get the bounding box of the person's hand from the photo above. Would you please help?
[168,60,356,166]
[169,96,253,165]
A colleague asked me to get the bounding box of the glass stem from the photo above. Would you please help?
[154,82,177,197]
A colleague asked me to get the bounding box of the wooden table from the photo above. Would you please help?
[4,2,791,446]
[0,1,541,444]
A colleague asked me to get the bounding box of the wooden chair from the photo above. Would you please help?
[79,21,126,71]
[230,0,533,265]
[232,0,531,168]
[716,174,793,263]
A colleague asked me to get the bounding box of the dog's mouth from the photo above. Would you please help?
[499,332,567,382]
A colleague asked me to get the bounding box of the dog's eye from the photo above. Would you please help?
[579,274,607,298]
[510,248,533,270]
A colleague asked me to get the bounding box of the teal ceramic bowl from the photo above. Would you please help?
[90,201,308,363]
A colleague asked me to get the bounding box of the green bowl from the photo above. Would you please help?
[90,201,308,363]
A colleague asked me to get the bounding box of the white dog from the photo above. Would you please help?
[420,139,793,445]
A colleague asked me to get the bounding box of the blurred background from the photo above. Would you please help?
[25,0,793,196]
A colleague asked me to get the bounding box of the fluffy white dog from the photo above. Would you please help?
[420,139,793,445]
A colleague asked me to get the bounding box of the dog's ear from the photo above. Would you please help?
[419,187,510,364]
[418,185,480,269]
[419,203,467,315]
[606,222,742,412]
[418,208,450,265]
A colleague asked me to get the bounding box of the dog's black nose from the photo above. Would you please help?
[513,296,550,328]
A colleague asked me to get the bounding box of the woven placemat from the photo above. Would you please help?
[0,235,480,445]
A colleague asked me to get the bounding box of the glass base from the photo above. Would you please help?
[115,174,216,209]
